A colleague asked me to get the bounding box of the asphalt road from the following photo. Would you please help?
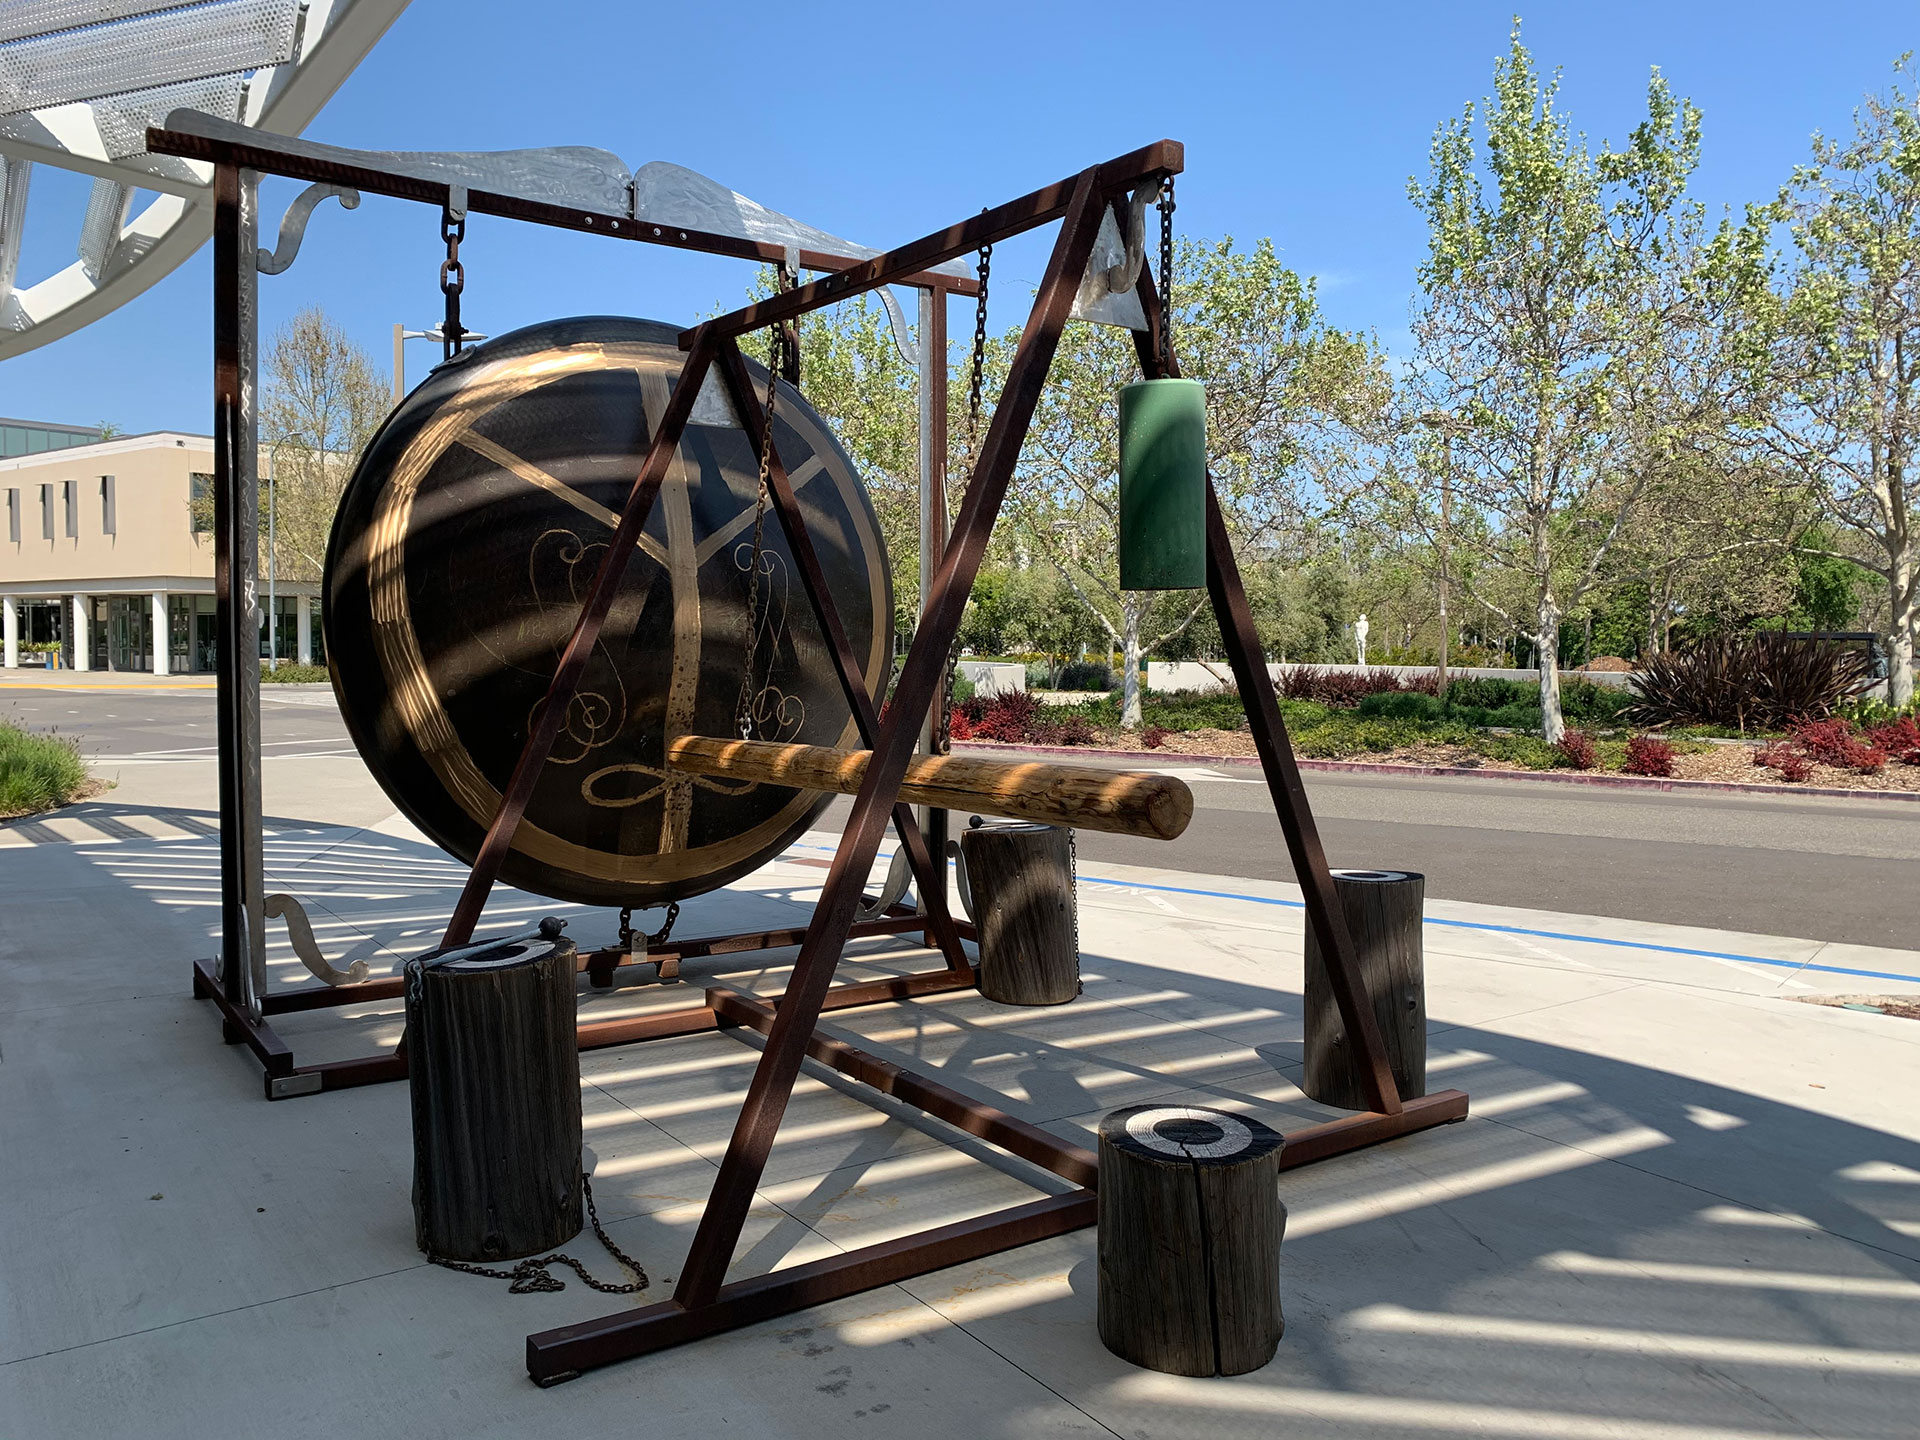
[7,682,1916,949]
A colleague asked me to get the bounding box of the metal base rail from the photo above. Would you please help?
[191,908,979,1100]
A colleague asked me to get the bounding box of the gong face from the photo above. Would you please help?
[324,316,892,907]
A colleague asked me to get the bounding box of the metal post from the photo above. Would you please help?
[392,322,404,406]
[915,286,951,886]
[267,449,277,667]
[212,161,267,1018]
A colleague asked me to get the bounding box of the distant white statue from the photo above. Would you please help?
[1354,612,1370,666]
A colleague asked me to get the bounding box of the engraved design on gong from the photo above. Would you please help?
[357,337,887,891]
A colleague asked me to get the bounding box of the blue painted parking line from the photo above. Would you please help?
[792,839,1920,987]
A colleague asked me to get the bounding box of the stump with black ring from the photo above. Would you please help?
[1097,1104,1287,1376]
[407,917,583,1262]
[1303,868,1427,1111]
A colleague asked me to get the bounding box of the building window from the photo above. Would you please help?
[190,472,214,535]
[6,488,17,543]
[63,479,77,537]
[40,483,54,540]
[100,475,116,535]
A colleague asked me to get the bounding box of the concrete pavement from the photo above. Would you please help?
[2,782,1918,1438]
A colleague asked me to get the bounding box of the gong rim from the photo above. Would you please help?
[323,316,892,907]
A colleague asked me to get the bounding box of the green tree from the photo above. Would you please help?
[1400,26,1706,740]
[1733,59,1920,704]
[1010,236,1384,726]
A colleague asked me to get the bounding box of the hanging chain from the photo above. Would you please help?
[439,205,467,361]
[426,1174,649,1295]
[618,901,679,953]
[966,223,992,450]
[736,262,796,740]
[1156,175,1175,370]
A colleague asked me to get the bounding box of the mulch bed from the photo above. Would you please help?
[1089,727,1920,793]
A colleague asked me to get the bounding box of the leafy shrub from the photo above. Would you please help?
[1789,717,1886,774]
[1554,730,1598,770]
[1755,742,1812,782]
[1358,691,1444,721]
[1623,734,1675,777]
[971,691,1043,743]
[1560,679,1633,725]
[0,720,90,815]
[948,707,976,742]
[1624,634,1874,731]
[1141,724,1171,749]
[1023,660,1053,688]
[949,670,976,705]
[261,662,328,683]
[1051,716,1100,746]
[1443,675,1537,710]
[1276,666,1436,707]
[1052,661,1109,691]
[1866,716,1920,763]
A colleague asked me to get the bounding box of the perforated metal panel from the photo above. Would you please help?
[91,70,246,158]
[0,2,186,46]
[0,0,298,116]
[77,177,130,279]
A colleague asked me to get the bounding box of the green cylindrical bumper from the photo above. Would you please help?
[1118,378,1207,590]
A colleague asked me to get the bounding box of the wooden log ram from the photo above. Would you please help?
[664,736,1193,842]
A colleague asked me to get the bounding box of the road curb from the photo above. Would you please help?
[954,741,1920,804]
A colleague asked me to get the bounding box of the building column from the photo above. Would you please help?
[296,593,312,665]
[2,597,17,668]
[151,592,169,676]
[71,593,90,672]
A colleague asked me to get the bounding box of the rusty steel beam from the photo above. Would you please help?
[710,989,1098,1186]
[715,337,970,978]
[667,168,1112,1313]
[440,329,718,950]
[1125,263,1403,1118]
[525,1190,1098,1381]
[1277,1090,1470,1169]
[685,140,1183,347]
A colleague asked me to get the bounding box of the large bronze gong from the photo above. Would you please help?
[324,316,892,908]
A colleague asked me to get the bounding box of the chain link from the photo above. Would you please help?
[966,224,992,450]
[1156,175,1175,370]
[736,263,796,740]
[616,900,680,954]
[426,1174,650,1295]
[439,206,467,361]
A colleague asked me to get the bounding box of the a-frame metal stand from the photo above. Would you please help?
[504,143,1466,1382]
[151,118,1466,1380]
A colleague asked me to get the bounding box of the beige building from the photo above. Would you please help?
[1,427,320,674]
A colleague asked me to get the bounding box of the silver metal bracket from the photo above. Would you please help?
[268,1072,325,1100]
[256,182,360,275]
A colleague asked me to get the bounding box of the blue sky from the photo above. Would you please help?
[5,1,1917,433]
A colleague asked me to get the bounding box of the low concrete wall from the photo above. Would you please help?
[1145,660,1637,693]
[958,660,1026,697]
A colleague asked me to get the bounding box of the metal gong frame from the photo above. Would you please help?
[149,116,981,1099]
[149,122,1469,1379]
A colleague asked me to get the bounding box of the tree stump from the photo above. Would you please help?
[406,917,583,1262]
[1097,1105,1287,1376]
[1303,868,1427,1111]
[960,821,1080,1005]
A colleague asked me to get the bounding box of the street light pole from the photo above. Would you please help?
[267,446,277,667]
[393,321,488,404]
[1418,411,1458,698]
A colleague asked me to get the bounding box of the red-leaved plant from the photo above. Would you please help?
[1754,742,1813,782]
[1623,734,1675,777]
[1866,716,1920,764]
[1789,718,1886,774]
[1554,729,1598,770]
[1141,724,1171,750]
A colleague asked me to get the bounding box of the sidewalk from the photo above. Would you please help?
[2,804,1916,1438]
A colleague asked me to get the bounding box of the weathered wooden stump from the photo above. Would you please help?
[406,917,583,1262]
[960,820,1080,1005]
[1303,868,1426,1111]
[1097,1105,1287,1376]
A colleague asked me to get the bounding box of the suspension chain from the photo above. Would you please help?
[425,1174,649,1295]
[736,262,796,740]
[966,225,992,450]
[1156,175,1175,369]
[439,205,467,361]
